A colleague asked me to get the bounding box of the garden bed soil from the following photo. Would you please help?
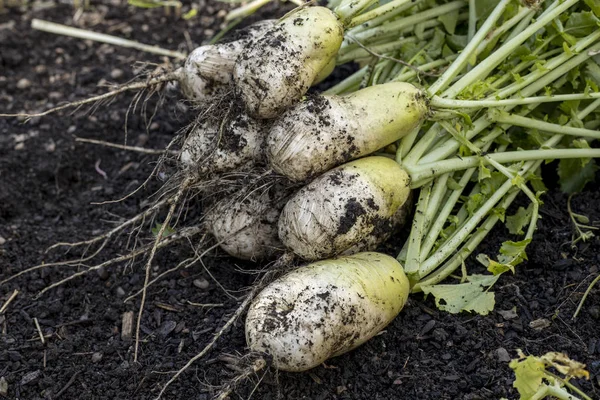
[1,2,599,399]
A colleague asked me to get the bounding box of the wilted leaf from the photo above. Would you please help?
[421,274,499,315]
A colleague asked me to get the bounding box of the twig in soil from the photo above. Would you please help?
[75,137,178,155]
[185,301,224,308]
[134,177,193,363]
[572,273,600,320]
[31,19,186,59]
[0,72,179,119]
[53,370,81,399]
[33,317,45,344]
[0,290,19,314]
[345,33,440,78]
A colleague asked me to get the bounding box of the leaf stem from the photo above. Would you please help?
[427,0,511,96]
[443,0,579,98]
[488,111,600,140]
[408,148,600,185]
[431,92,600,109]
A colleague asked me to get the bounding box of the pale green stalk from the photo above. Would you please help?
[347,0,417,29]
[488,111,600,139]
[492,30,600,100]
[413,98,600,287]
[427,0,511,95]
[408,148,600,185]
[474,7,533,55]
[444,0,579,98]
[418,39,600,164]
[335,0,379,24]
[392,56,457,82]
[403,182,433,280]
[350,1,466,43]
[467,0,476,43]
[431,93,600,108]
[338,34,427,64]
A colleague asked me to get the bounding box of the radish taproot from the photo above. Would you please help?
[245,252,410,372]
[278,156,411,261]
[267,82,429,181]
[234,6,344,119]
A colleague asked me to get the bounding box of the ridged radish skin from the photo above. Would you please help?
[179,20,275,100]
[179,111,267,176]
[234,6,344,119]
[278,156,411,260]
[205,187,290,261]
[245,252,410,372]
[267,82,429,181]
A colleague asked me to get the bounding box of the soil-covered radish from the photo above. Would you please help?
[268,82,429,181]
[245,252,410,372]
[205,186,293,261]
[178,20,275,100]
[179,108,268,177]
[278,156,411,260]
[234,6,344,119]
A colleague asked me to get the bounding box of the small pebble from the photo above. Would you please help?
[96,266,110,280]
[20,370,41,386]
[193,278,209,290]
[0,377,7,397]
[91,352,103,363]
[496,347,511,363]
[0,236,6,245]
[110,68,124,80]
[116,287,126,297]
[16,78,31,89]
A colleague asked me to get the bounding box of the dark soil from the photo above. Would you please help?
[1,2,599,400]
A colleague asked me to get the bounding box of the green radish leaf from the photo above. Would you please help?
[506,204,533,235]
[475,0,501,19]
[447,177,463,191]
[152,223,175,238]
[585,0,600,17]
[558,139,598,193]
[565,11,600,37]
[480,239,531,275]
[478,159,491,182]
[509,354,546,399]
[438,10,459,35]
[421,275,499,315]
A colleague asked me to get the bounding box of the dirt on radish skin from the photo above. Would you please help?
[178,20,276,100]
[245,252,410,372]
[267,82,429,181]
[278,156,411,261]
[234,6,344,119]
[179,108,269,177]
[205,185,293,261]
